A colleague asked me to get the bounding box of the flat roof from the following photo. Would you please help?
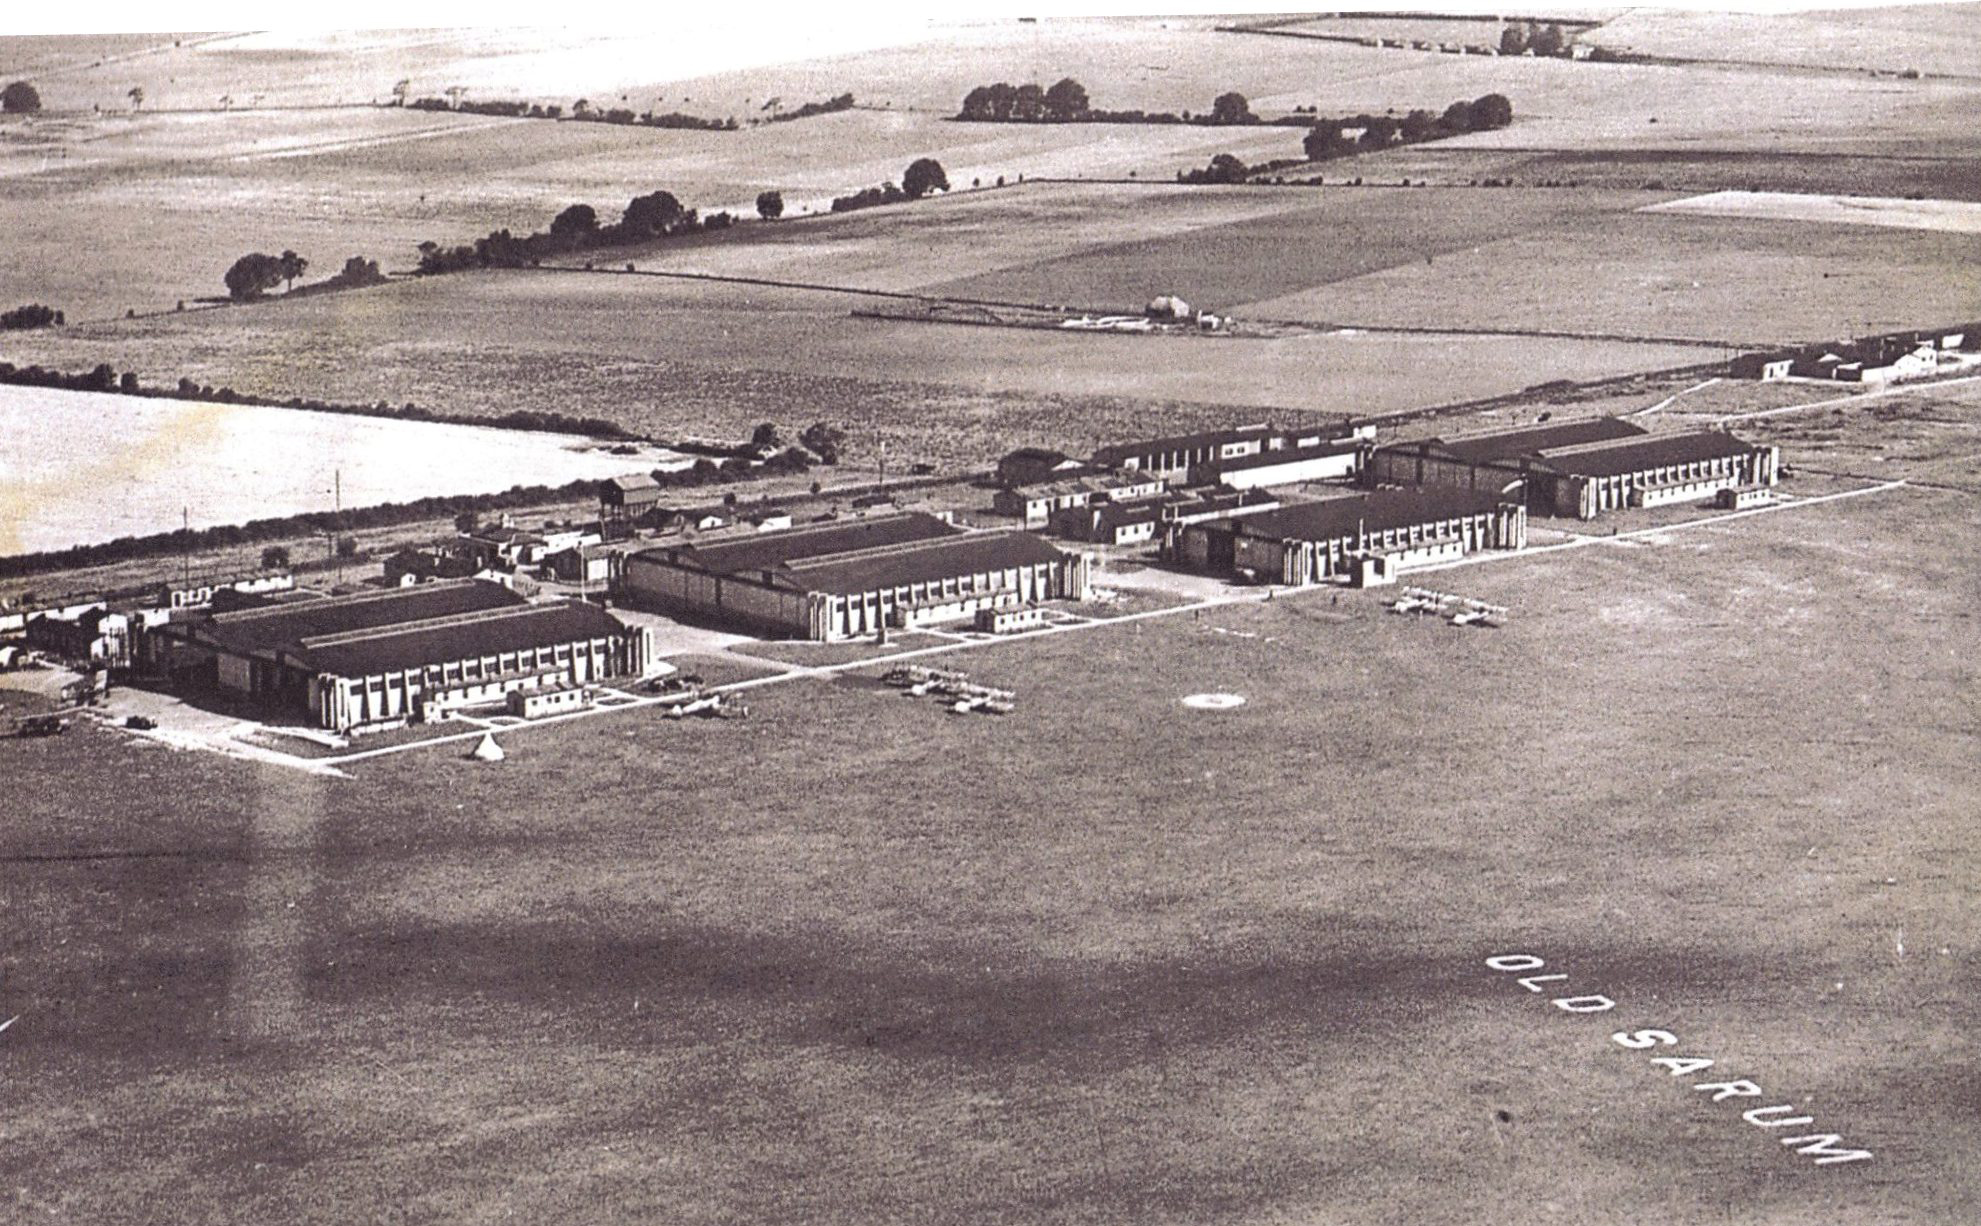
[193,580,525,656]
[287,600,628,678]
[1231,487,1508,542]
[632,512,958,577]
[1425,417,1647,465]
[1536,430,1763,478]
[781,531,1068,597]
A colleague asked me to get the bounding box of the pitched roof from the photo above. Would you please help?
[1208,440,1361,473]
[1231,487,1508,542]
[195,580,525,656]
[1425,417,1647,465]
[286,600,629,677]
[1535,430,1763,478]
[1092,424,1275,465]
[632,512,958,577]
[779,531,1069,597]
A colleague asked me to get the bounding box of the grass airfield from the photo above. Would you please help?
[6,451,1978,1223]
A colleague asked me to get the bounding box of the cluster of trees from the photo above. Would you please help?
[1300,94,1514,162]
[3,80,40,113]
[830,158,949,214]
[956,79,1271,127]
[0,357,639,440]
[416,190,736,274]
[956,78,1093,122]
[1500,22,1570,57]
[756,191,784,220]
[223,250,308,301]
[1,303,62,331]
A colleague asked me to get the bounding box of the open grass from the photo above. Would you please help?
[1242,207,1981,345]
[4,455,1977,1223]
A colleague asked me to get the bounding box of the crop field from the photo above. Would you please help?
[6,457,1977,1222]
[1243,208,1981,346]
[0,270,1710,467]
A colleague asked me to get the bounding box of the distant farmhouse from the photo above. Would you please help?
[622,512,1089,640]
[141,579,654,734]
[1732,324,1978,384]
[1173,487,1526,587]
[1368,418,1778,519]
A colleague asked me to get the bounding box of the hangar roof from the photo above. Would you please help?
[285,600,628,678]
[191,580,524,656]
[1231,487,1509,542]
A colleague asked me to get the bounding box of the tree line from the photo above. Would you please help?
[829,158,949,214]
[414,190,739,274]
[0,357,638,440]
[389,85,855,129]
[958,79,1266,127]
[1178,93,1514,184]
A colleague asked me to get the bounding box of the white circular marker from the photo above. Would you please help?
[1182,693,1245,710]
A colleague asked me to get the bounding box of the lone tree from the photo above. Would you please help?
[800,421,845,464]
[1043,77,1089,121]
[1472,93,1514,130]
[1530,22,1566,56]
[1204,152,1249,184]
[277,249,307,291]
[550,202,599,238]
[391,79,410,106]
[2,80,41,114]
[750,422,781,449]
[902,157,949,198]
[622,190,683,235]
[1358,116,1400,150]
[1303,121,1348,160]
[1499,24,1528,55]
[126,86,144,111]
[755,190,784,220]
[223,252,286,301]
[1012,83,1046,121]
[1209,91,1255,125]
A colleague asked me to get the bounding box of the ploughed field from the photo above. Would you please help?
[5,448,1976,1223]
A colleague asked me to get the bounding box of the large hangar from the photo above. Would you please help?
[143,579,654,733]
[623,512,1090,640]
[1174,487,1526,585]
[1368,418,1778,518]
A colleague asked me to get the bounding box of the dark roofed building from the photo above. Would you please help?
[1175,487,1525,585]
[1427,417,1647,465]
[1368,417,1777,519]
[997,447,1086,488]
[140,579,652,733]
[623,514,1089,640]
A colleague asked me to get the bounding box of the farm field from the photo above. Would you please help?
[1243,208,1981,346]
[6,16,1981,322]
[0,383,680,556]
[0,270,1710,466]
[1585,3,1981,78]
[5,464,1977,1223]
[1642,190,1981,234]
[921,186,1650,313]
